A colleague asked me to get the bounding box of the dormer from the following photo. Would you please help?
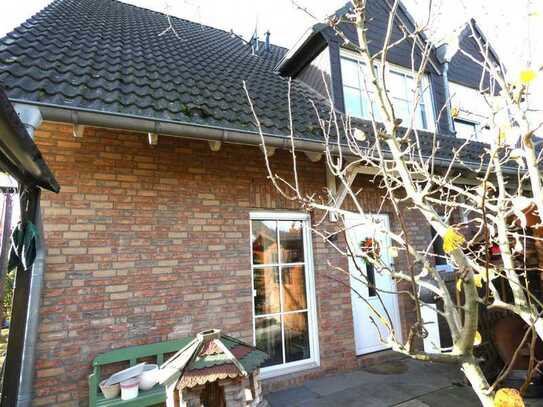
[276,1,497,139]
[447,19,502,143]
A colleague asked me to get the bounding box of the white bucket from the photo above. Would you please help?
[120,377,139,400]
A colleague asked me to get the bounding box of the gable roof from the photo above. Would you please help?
[0,0,498,170]
[448,19,501,91]
[0,0,328,140]
[277,0,441,78]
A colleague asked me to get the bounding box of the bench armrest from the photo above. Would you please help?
[89,368,99,407]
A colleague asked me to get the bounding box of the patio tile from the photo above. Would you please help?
[295,397,333,407]
[265,385,319,406]
[416,385,479,406]
[304,374,363,396]
[264,357,543,406]
[352,382,416,405]
[394,400,431,407]
[319,390,388,407]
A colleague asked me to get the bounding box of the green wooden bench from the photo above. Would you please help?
[89,337,193,407]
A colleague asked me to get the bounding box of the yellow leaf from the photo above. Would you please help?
[494,388,525,407]
[498,128,507,145]
[456,278,463,292]
[443,228,465,254]
[473,331,482,346]
[520,69,536,85]
[474,274,483,288]
[451,106,460,119]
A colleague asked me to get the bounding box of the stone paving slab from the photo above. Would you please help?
[264,357,542,406]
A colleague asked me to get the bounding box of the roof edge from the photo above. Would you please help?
[0,90,59,192]
[10,98,502,176]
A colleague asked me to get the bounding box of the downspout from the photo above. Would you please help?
[16,201,44,407]
[13,105,44,407]
[436,44,455,135]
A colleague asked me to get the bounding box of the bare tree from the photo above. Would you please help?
[245,0,543,405]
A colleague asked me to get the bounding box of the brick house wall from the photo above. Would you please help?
[31,122,432,406]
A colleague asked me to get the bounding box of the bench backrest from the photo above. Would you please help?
[92,337,193,367]
[89,337,192,406]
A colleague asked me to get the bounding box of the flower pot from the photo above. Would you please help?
[139,364,158,391]
[99,380,120,399]
[120,377,139,400]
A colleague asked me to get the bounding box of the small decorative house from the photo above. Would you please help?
[159,329,269,407]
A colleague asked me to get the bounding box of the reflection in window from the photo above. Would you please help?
[282,266,307,312]
[255,316,283,367]
[252,220,278,265]
[251,216,312,369]
[285,312,310,363]
[253,267,280,315]
[340,56,433,130]
[278,221,304,263]
[454,119,478,140]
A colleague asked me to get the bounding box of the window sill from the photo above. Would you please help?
[259,360,320,380]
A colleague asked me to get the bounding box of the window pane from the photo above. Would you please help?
[404,75,415,98]
[282,266,307,312]
[343,87,363,118]
[341,58,359,88]
[252,220,278,265]
[368,98,382,121]
[278,220,304,263]
[255,316,283,367]
[416,104,428,129]
[454,120,477,140]
[253,267,280,315]
[284,312,310,363]
[388,71,408,99]
[394,99,410,123]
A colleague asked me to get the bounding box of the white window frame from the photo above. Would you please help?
[340,49,436,132]
[453,118,480,141]
[249,211,320,379]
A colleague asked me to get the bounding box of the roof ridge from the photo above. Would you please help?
[106,0,288,53]
[1,0,288,54]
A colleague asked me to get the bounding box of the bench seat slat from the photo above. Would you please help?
[96,386,166,407]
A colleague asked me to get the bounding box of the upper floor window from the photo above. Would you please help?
[340,54,435,131]
[449,82,490,143]
[454,118,479,141]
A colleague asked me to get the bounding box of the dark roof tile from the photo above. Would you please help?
[0,0,329,138]
[0,0,494,166]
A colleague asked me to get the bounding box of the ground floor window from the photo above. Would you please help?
[250,212,319,377]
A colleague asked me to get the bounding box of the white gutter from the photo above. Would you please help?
[31,101,329,154]
[10,99,514,176]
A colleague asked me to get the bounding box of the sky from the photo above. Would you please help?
[1,1,541,63]
[1,0,542,102]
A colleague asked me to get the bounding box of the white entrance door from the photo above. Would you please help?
[345,213,401,355]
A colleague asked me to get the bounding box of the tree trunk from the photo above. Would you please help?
[462,358,494,407]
